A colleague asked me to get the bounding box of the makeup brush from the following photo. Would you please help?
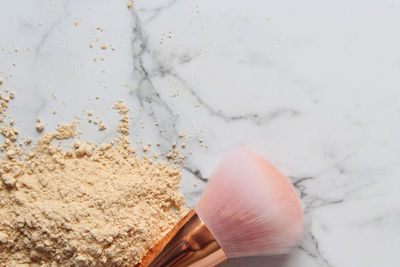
[138,146,303,267]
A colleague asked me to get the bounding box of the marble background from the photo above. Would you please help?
[1,0,400,266]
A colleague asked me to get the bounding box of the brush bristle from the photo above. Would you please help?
[195,147,303,258]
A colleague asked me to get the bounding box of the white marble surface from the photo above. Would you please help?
[1,0,400,266]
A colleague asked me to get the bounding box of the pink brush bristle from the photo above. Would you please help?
[195,146,303,258]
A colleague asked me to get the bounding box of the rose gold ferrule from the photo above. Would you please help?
[137,209,228,267]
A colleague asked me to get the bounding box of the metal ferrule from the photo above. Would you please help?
[137,209,228,267]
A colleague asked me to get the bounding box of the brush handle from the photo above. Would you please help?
[137,209,228,267]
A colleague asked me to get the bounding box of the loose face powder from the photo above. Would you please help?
[0,97,188,266]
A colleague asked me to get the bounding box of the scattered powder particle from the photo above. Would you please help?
[181,143,186,148]
[52,110,56,115]
[36,123,45,132]
[100,57,104,61]
[0,77,3,85]
[178,133,185,138]
[89,43,94,48]
[25,138,32,145]
[172,142,176,148]
[0,97,188,266]
[98,122,106,131]
[36,117,41,123]
[199,138,203,143]
[142,145,148,152]
[74,21,79,26]
[100,44,107,49]
[127,0,133,9]
[88,111,93,116]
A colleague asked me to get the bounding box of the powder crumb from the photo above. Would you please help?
[0,77,3,85]
[6,149,16,159]
[74,21,79,26]
[89,43,94,48]
[127,1,133,9]
[100,44,107,49]
[56,123,75,139]
[98,122,106,131]
[1,173,16,187]
[25,138,32,145]
[1,126,18,141]
[36,123,44,132]
[178,133,185,138]
[0,232,7,243]
[88,111,93,116]
[52,110,56,115]
[181,143,186,148]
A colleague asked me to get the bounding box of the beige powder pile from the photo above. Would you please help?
[0,92,188,266]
